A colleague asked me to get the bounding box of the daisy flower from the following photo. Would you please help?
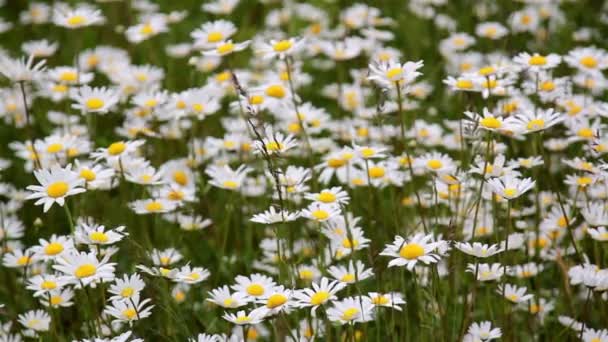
[26,164,85,212]
[192,20,237,49]
[173,265,210,284]
[511,108,563,134]
[108,274,146,302]
[203,39,250,57]
[454,242,504,258]
[258,286,293,314]
[464,108,514,132]
[232,273,277,300]
[367,292,406,311]
[250,206,300,224]
[565,46,608,74]
[487,174,535,200]
[368,59,424,88]
[467,263,504,282]
[26,274,68,298]
[253,129,298,155]
[104,295,154,324]
[41,288,74,308]
[327,260,374,284]
[0,54,46,82]
[70,86,120,114]
[74,222,127,246]
[497,284,534,304]
[475,22,508,40]
[380,234,444,270]
[129,198,177,215]
[202,0,239,15]
[293,277,347,314]
[304,187,350,205]
[53,7,104,29]
[326,296,375,324]
[465,321,502,341]
[223,307,269,326]
[52,250,116,287]
[32,235,74,260]
[587,226,608,241]
[301,202,341,222]
[17,310,50,333]
[257,37,306,59]
[206,164,252,191]
[207,285,248,309]
[513,52,561,71]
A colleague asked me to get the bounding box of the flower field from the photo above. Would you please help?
[0,0,607,341]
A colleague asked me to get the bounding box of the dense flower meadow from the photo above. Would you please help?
[0,0,608,341]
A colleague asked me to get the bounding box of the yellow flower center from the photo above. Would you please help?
[328,158,346,168]
[342,238,359,249]
[51,84,68,93]
[41,280,57,290]
[50,296,63,305]
[341,307,359,320]
[46,181,69,198]
[266,293,288,308]
[456,79,473,89]
[578,128,594,139]
[577,177,593,186]
[75,264,97,278]
[478,66,495,76]
[311,209,329,220]
[527,119,545,130]
[266,85,286,98]
[223,180,238,189]
[174,290,185,302]
[580,56,598,68]
[173,170,188,186]
[121,287,135,298]
[426,159,443,170]
[371,295,389,305]
[399,243,425,260]
[310,291,330,305]
[217,42,234,54]
[317,192,336,203]
[60,71,78,82]
[385,67,403,80]
[122,308,137,320]
[540,81,555,91]
[207,31,223,43]
[108,142,126,155]
[503,188,518,198]
[89,231,109,243]
[299,269,314,280]
[168,190,184,201]
[17,255,30,266]
[67,15,86,26]
[145,201,164,212]
[85,98,105,110]
[368,166,385,179]
[246,284,265,296]
[249,95,264,105]
[266,141,284,151]
[480,116,501,129]
[235,315,250,323]
[529,55,547,66]
[340,273,355,282]
[79,169,96,182]
[191,103,204,113]
[140,23,154,35]
[273,40,293,52]
[483,79,497,89]
[47,143,63,154]
[44,242,64,256]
